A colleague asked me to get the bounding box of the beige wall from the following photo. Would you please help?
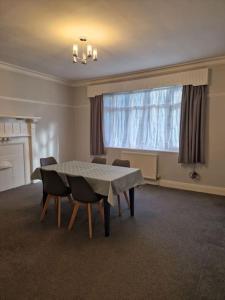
[0,68,75,163]
[1,62,224,191]
[72,64,225,189]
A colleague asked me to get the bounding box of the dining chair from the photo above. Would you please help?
[40,156,73,207]
[112,159,130,216]
[40,156,58,207]
[91,157,106,164]
[67,175,104,239]
[40,156,57,167]
[40,169,71,228]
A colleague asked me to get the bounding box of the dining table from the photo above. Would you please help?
[31,160,144,237]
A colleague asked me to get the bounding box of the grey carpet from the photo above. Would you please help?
[0,183,225,300]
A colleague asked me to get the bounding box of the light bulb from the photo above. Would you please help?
[93,48,97,61]
[87,45,92,57]
[82,52,87,60]
[82,52,87,64]
[73,44,78,57]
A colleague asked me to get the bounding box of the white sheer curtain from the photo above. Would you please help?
[103,86,182,152]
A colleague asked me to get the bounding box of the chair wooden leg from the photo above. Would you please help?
[68,202,80,230]
[57,197,61,228]
[117,194,121,216]
[87,203,93,239]
[97,201,104,223]
[123,191,130,208]
[40,195,51,221]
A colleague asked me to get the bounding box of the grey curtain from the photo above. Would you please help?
[90,95,105,155]
[178,85,207,164]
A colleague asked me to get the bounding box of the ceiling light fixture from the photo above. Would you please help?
[72,37,97,65]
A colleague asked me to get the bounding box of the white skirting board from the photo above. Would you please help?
[144,179,225,197]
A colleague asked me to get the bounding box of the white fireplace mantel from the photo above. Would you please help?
[0,115,41,141]
[0,114,41,122]
[0,115,41,191]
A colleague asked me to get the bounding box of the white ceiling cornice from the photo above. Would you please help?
[72,55,225,87]
[0,61,73,86]
[1,55,225,88]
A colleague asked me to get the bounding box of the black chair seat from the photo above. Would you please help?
[40,156,57,167]
[75,192,103,204]
[61,186,71,197]
[40,169,72,228]
[95,193,104,201]
[91,157,106,164]
[40,156,58,206]
[41,169,71,197]
[112,159,130,216]
[67,176,104,239]
[67,176,102,204]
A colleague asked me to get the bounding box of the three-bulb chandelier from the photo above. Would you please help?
[72,37,97,65]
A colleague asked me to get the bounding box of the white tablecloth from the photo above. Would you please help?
[31,160,144,206]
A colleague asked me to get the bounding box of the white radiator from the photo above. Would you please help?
[121,151,158,180]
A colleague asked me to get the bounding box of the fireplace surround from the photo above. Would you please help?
[0,115,40,191]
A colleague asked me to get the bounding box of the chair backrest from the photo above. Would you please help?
[67,175,98,203]
[40,156,57,167]
[112,159,130,168]
[91,157,106,164]
[40,169,67,196]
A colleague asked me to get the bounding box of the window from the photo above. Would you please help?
[103,86,182,152]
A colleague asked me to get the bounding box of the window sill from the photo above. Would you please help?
[105,147,179,155]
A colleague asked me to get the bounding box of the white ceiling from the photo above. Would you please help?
[0,0,225,81]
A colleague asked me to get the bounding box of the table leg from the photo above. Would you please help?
[129,187,134,217]
[103,197,111,237]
